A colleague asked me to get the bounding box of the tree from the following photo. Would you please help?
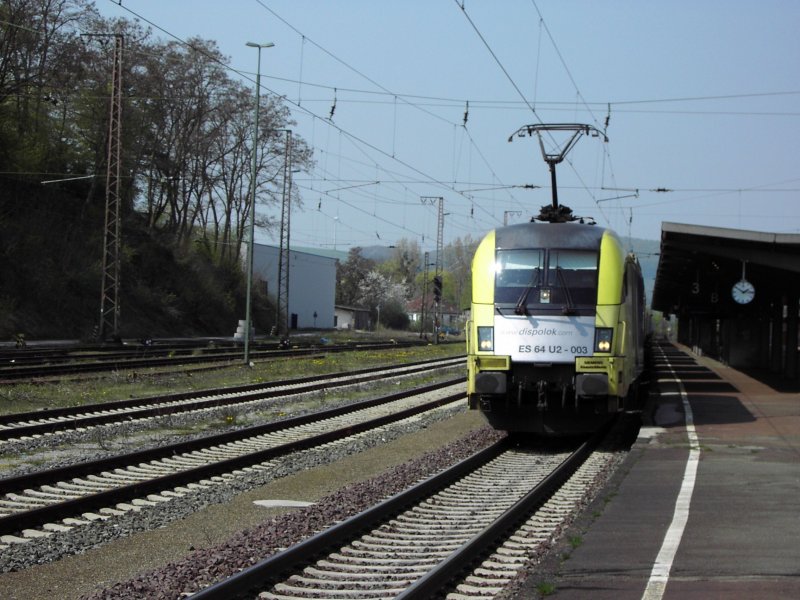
[127,37,313,262]
[0,4,314,267]
[336,247,375,306]
[381,238,421,293]
[444,235,479,309]
[0,0,96,174]
[354,270,410,330]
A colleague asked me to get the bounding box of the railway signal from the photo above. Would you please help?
[433,276,442,303]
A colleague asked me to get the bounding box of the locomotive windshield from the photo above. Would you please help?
[495,248,598,312]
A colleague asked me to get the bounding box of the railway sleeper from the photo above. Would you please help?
[290,574,417,589]
[270,582,407,599]
[97,507,124,516]
[455,582,506,595]
[365,530,469,542]
[315,560,424,573]
[337,545,453,560]
[80,511,111,520]
[22,488,79,501]
[473,566,520,579]
[350,539,463,552]
[0,499,43,510]
[303,566,427,581]
[327,552,439,567]
[5,493,52,506]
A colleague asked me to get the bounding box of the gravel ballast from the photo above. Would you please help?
[0,409,499,600]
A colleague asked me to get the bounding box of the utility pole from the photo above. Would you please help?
[276,130,293,340]
[419,251,429,339]
[244,41,274,364]
[91,33,123,341]
[421,196,444,344]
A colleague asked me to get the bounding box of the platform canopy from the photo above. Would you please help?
[651,222,800,317]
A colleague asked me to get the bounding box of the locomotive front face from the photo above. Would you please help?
[491,246,598,361]
[467,223,630,434]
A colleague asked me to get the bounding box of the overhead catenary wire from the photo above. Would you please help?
[97,1,798,246]
[104,0,517,254]
[453,0,616,227]
[249,1,526,228]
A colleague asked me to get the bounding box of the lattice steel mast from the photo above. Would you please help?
[98,34,124,340]
[276,130,293,339]
[421,196,444,343]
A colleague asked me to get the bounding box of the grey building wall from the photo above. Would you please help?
[251,244,336,330]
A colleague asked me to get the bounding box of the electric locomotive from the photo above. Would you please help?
[466,123,646,434]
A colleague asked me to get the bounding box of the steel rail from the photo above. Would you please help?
[190,418,614,600]
[0,340,442,380]
[189,439,510,600]
[0,357,464,441]
[0,382,465,536]
[397,418,613,599]
[0,377,462,494]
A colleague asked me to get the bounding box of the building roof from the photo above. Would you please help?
[334,305,370,313]
[651,222,800,315]
[254,243,342,264]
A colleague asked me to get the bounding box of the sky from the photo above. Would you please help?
[96,0,800,256]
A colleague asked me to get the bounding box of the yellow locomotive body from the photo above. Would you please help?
[467,221,646,434]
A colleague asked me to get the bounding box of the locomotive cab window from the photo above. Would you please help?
[494,249,544,303]
[494,248,597,312]
[549,250,598,307]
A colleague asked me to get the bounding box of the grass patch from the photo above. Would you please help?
[536,581,556,596]
[0,340,464,416]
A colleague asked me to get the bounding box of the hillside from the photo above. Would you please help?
[1,177,663,342]
[0,178,272,340]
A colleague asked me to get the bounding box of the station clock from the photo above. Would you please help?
[731,260,755,304]
[731,279,755,304]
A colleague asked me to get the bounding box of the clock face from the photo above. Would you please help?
[732,279,755,304]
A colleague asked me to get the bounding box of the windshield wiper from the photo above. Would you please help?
[555,266,577,315]
[514,268,540,315]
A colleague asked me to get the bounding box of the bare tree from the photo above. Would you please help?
[0,3,314,269]
[445,235,478,308]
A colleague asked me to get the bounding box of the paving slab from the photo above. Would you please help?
[518,345,800,599]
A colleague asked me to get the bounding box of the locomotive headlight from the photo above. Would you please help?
[477,326,494,351]
[539,288,551,304]
[594,327,613,353]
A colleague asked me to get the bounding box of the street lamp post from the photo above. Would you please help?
[244,41,274,365]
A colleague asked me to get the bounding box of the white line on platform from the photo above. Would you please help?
[642,349,701,600]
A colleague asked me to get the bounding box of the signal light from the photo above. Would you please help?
[433,276,443,302]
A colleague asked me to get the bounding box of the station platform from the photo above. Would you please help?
[520,342,800,599]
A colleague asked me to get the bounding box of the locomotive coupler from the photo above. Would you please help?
[536,380,548,410]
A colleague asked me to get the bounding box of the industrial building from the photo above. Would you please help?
[251,244,337,331]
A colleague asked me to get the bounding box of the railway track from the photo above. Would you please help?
[0,379,464,551]
[0,339,232,365]
[0,356,464,444]
[191,420,617,600]
[0,339,440,380]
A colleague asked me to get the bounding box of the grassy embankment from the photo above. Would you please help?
[0,337,465,416]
